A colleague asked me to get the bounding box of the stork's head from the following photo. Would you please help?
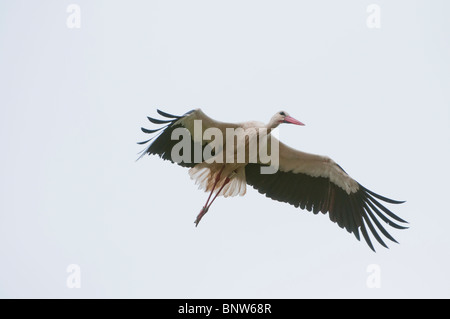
[270,111,305,128]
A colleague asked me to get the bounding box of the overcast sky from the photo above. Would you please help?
[0,0,449,298]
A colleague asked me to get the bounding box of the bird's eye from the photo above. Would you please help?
[279,112,286,116]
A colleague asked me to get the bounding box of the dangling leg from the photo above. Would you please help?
[194,176,231,227]
[194,166,225,226]
[205,176,230,210]
[203,169,238,213]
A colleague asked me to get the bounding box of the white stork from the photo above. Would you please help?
[138,109,407,251]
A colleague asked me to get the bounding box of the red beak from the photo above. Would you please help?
[284,116,305,126]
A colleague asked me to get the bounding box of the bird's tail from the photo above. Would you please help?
[189,163,246,198]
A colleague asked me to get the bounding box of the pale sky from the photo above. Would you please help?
[0,0,449,298]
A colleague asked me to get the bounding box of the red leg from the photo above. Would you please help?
[194,176,231,227]
[205,177,230,212]
[194,166,225,226]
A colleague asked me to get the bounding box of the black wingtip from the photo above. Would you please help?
[363,203,400,244]
[361,186,406,205]
[137,137,154,145]
[157,109,180,119]
[141,127,165,134]
[147,116,173,125]
[360,223,376,253]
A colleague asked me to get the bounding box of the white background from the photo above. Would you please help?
[0,0,449,298]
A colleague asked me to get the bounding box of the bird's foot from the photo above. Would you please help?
[194,206,209,227]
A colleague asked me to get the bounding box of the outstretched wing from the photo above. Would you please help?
[138,109,239,167]
[245,140,408,251]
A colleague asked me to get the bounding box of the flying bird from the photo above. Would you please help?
[138,109,407,251]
